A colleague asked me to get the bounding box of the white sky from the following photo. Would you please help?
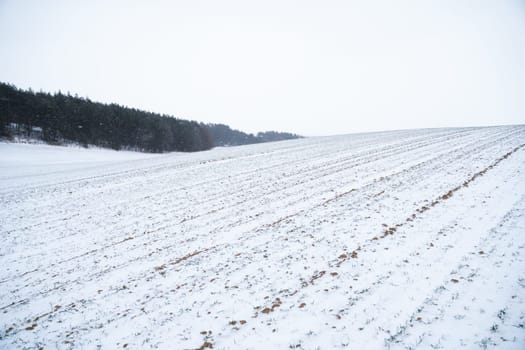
[1,0,524,136]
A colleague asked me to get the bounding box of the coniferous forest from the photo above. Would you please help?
[0,82,301,152]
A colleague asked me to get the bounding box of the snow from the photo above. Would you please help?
[0,142,160,190]
[1,126,525,349]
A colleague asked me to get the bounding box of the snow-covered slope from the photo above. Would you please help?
[1,126,524,349]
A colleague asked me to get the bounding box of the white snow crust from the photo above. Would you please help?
[1,126,524,349]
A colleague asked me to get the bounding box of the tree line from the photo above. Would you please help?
[0,82,301,153]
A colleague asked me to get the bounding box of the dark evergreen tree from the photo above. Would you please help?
[0,82,301,153]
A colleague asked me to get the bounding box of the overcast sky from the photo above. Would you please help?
[1,0,524,136]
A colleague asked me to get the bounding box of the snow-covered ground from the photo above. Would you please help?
[0,143,160,189]
[1,126,524,349]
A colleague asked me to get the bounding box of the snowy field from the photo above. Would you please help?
[1,126,525,349]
